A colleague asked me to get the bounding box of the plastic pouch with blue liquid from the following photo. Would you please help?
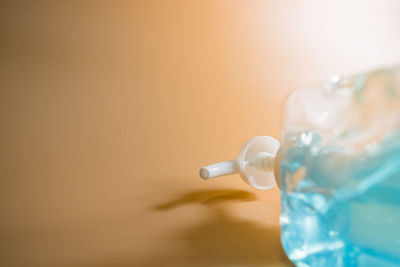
[200,66,400,266]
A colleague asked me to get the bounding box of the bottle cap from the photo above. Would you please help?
[199,136,280,190]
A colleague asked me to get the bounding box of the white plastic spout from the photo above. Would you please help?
[200,160,239,179]
[200,153,276,179]
[199,136,280,190]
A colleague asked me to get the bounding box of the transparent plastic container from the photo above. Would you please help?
[200,66,400,267]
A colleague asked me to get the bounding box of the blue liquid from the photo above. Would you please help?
[280,130,400,267]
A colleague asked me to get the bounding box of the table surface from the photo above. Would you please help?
[2,1,400,266]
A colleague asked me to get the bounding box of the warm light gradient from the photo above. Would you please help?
[1,1,400,266]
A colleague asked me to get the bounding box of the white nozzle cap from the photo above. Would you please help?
[200,136,280,190]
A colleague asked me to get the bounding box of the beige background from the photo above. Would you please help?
[1,1,400,266]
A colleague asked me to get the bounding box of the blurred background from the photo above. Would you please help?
[1,1,400,266]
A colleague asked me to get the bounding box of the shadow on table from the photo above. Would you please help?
[99,189,293,267]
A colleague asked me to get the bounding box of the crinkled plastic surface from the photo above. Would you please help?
[280,67,400,266]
